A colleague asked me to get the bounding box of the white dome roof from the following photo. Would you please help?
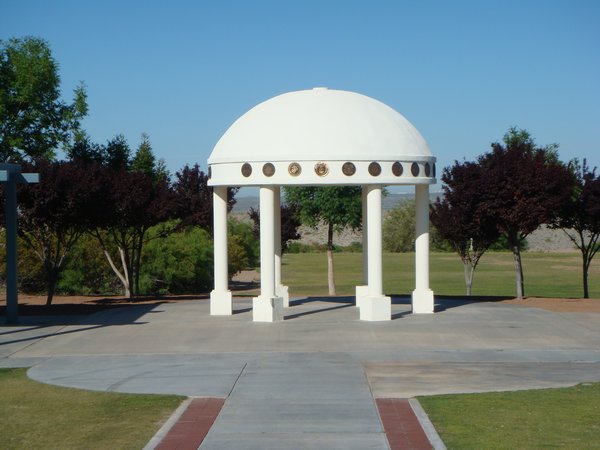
[209,88,432,164]
[207,88,436,186]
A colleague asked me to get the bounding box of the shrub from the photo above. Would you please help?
[383,200,452,252]
[58,233,121,295]
[139,226,213,294]
[383,200,416,252]
[228,218,259,267]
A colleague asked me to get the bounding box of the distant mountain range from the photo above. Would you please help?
[231,192,444,212]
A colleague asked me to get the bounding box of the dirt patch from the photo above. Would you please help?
[499,297,600,313]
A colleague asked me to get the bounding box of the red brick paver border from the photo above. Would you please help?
[376,398,432,450]
[155,397,225,450]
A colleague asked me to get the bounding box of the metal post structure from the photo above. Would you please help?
[1,164,39,324]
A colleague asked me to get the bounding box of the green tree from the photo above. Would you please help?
[284,186,362,295]
[131,133,168,181]
[0,37,87,161]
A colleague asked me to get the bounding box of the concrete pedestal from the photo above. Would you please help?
[359,295,391,321]
[412,289,434,314]
[210,290,232,315]
[277,284,290,307]
[253,296,284,322]
[355,285,368,309]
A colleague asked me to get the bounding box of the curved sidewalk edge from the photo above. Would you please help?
[144,397,224,450]
[376,398,447,450]
[409,398,447,450]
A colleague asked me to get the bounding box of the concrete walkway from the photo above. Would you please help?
[2,297,600,449]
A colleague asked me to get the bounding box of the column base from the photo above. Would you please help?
[276,284,290,307]
[412,289,434,314]
[253,296,284,322]
[359,295,391,321]
[355,285,368,308]
[210,290,232,315]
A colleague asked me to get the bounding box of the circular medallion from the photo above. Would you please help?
[424,162,431,177]
[392,162,403,177]
[288,162,302,176]
[314,162,329,177]
[368,162,381,176]
[241,163,252,177]
[262,163,275,177]
[342,162,356,176]
[411,162,420,177]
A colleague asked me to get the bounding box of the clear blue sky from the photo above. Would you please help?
[2,0,599,192]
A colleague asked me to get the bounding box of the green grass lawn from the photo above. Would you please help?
[419,382,600,449]
[0,368,183,450]
[282,251,600,298]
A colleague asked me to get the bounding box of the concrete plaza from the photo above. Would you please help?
[2,297,600,449]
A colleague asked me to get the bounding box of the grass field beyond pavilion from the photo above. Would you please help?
[282,251,600,298]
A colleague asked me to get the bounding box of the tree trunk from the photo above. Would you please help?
[134,235,143,296]
[120,247,134,299]
[463,261,473,296]
[45,269,58,306]
[512,244,525,299]
[583,255,590,299]
[327,222,336,296]
[102,248,131,298]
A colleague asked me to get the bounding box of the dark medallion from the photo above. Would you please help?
[424,162,431,177]
[263,162,275,177]
[288,162,301,176]
[433,163,436,177]
[314,162,329,177]
[392,162,403,177]
[342,162,356,176]
[241,163,252,177]
[368,162,381,176]
[411,162,420,177]
[208,166,212,179]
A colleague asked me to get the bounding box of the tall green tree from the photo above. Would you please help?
[0,37,87,162]
[477,128,575,299]
[552,159,600,298]
[131,133,168,181]
[284,186,362,295]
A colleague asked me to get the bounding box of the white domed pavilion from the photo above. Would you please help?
[208,88,436,322]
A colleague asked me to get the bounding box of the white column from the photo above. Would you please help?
[355,186,369,307]
[210,186,232,315]
[253,186,284,322]
[274,186,289,307]
[412,184,435,313]
[360,185,391,321]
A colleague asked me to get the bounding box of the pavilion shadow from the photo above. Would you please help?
[285,302,354,320]
[290,296,355,306]
[434,295,514,311]
[0,302,162,327]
